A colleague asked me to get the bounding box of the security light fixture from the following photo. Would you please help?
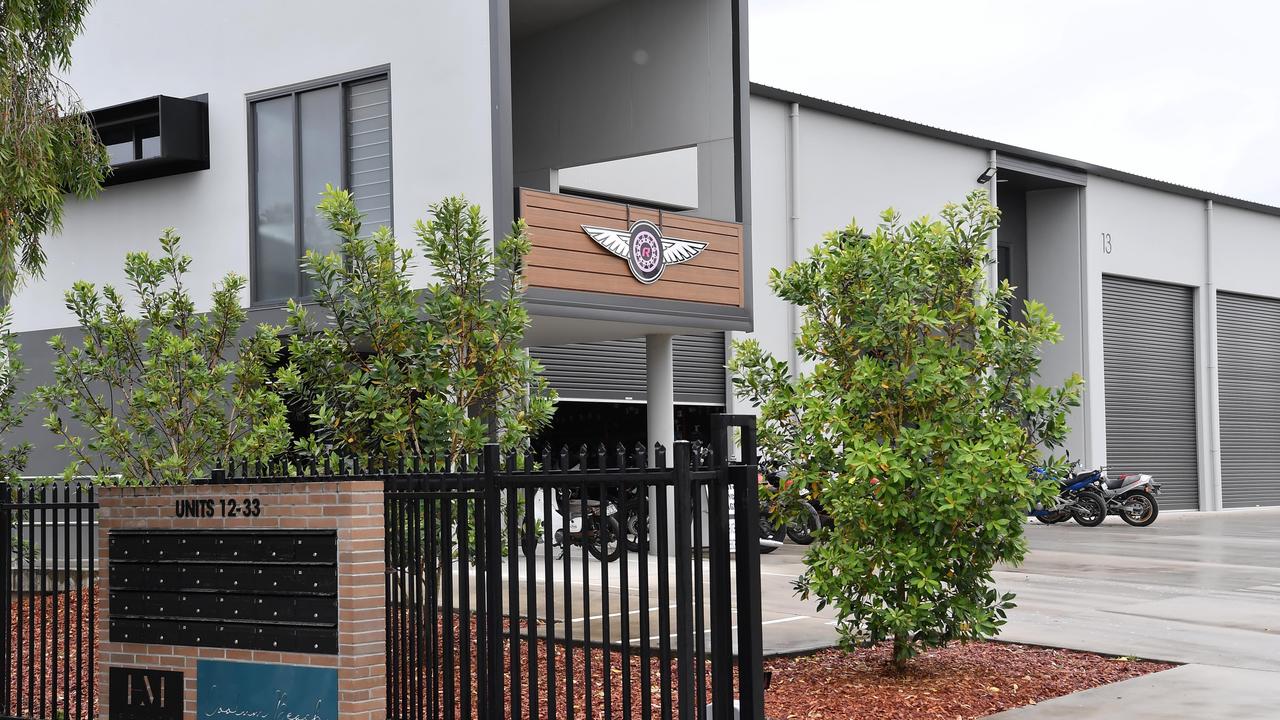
[976,166,997,184]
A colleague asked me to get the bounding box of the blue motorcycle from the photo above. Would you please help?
[1030,463,1107,527]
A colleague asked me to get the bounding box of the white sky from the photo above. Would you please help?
[749,0,1280,207]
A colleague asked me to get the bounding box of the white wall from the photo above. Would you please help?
[1088,175,1207,286]
[1214,205,1280,298]
[1082,175,1208,469]
[732,96,987,410]
[731,96,791,398]
[13,0,495,333]
[795,110,987,247]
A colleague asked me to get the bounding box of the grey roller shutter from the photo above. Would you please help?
[1217,292,1280,508]
[346,77,392,230]
[531,332,726,405]
[1102,276,1199,510]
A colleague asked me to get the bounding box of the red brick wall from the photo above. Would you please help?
[96,481,385,720]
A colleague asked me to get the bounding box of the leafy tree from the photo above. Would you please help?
[1,0,109,296]
[276,186,556,463]
[730,191,1081,669]
[0,309,32,480]
[37,232,292,484]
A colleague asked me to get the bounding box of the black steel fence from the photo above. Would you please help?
[0,414,764,720]
[377,413,765,720]
[1,480,99,720]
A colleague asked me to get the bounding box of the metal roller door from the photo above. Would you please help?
[531,332,726,405]
[1102,276,1199,510]
[1217,292,1280,507]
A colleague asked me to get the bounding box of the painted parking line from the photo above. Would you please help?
[571,603,679,624]
[643,613,811,642]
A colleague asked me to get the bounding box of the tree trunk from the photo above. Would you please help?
[892,632,910,671]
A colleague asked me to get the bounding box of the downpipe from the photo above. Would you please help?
[786,102,801,377]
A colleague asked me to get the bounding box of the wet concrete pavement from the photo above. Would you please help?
[751,507,1280,718]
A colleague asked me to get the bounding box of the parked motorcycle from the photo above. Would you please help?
[1030,463,1107,527]
[764,465,828,545]
[1093,471,1161,526]
[520,485,622,561]
[757,464,787,554]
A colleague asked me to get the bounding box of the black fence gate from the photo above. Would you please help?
[381,414,765,720]
[1,480,99,720]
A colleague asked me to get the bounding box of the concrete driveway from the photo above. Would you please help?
[755,508,1280,718]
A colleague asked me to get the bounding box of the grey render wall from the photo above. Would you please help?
[511,0,737,222]
[1026,188,1087,460]
[11,0,495,334]
[997,189,1030,320]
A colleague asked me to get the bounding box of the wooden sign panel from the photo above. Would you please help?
[519,188,745,307]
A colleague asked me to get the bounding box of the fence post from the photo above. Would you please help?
[672,441,696,719]
[482,443,505,719]
[707,418,734,719]
[0,483,10,716]
[732,418,765,720]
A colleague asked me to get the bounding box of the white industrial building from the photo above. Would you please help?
[9,1,1279,510]
[740,85,1280,511]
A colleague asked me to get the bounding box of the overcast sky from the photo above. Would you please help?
[749,0,1280,207]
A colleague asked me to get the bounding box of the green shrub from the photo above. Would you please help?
[276,186,556,463]
[38,232,291,484]
[730,191,1081,668]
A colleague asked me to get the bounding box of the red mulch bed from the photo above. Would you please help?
[10,592,1172,720]
[395,614,1173,719]
[6,588,96,719]
[763,642,1174,719]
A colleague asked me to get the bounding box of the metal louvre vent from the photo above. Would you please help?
[346,77,392,230]
[531,332,726,405]
[1217,291,1280,508]
[1102,275,1199,510]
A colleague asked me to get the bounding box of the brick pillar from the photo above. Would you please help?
[96,481,385,720]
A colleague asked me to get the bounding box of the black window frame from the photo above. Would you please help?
[246,65,394,307]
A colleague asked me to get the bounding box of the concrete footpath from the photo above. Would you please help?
[756,507,1280,719]
[986,508,1280,718]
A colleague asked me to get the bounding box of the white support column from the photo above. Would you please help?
[646,334,676,553]
[1200,200,1224,511]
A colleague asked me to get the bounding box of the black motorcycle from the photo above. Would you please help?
[520,485,622,561]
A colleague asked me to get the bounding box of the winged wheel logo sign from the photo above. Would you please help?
[581,220,707,284]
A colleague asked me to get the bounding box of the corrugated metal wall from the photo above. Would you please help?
[530,332,726,405]
[1217,292,1280,507]
[1102,276,1200,510]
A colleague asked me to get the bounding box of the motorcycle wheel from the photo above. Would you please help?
[517,515,540,557]
[759,515,785,554]
[622,504,647,552]
[786,503,821,545]
[587,516,623,562]
[1119,492,1159,527]
[1035,510,1068,524]
[1071,490,1107,527]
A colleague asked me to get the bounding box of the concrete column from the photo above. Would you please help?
[646,334,675,554]
[1199,200,1224,511]
[646,334,676,463]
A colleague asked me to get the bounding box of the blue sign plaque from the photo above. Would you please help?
[196,660,338,720]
